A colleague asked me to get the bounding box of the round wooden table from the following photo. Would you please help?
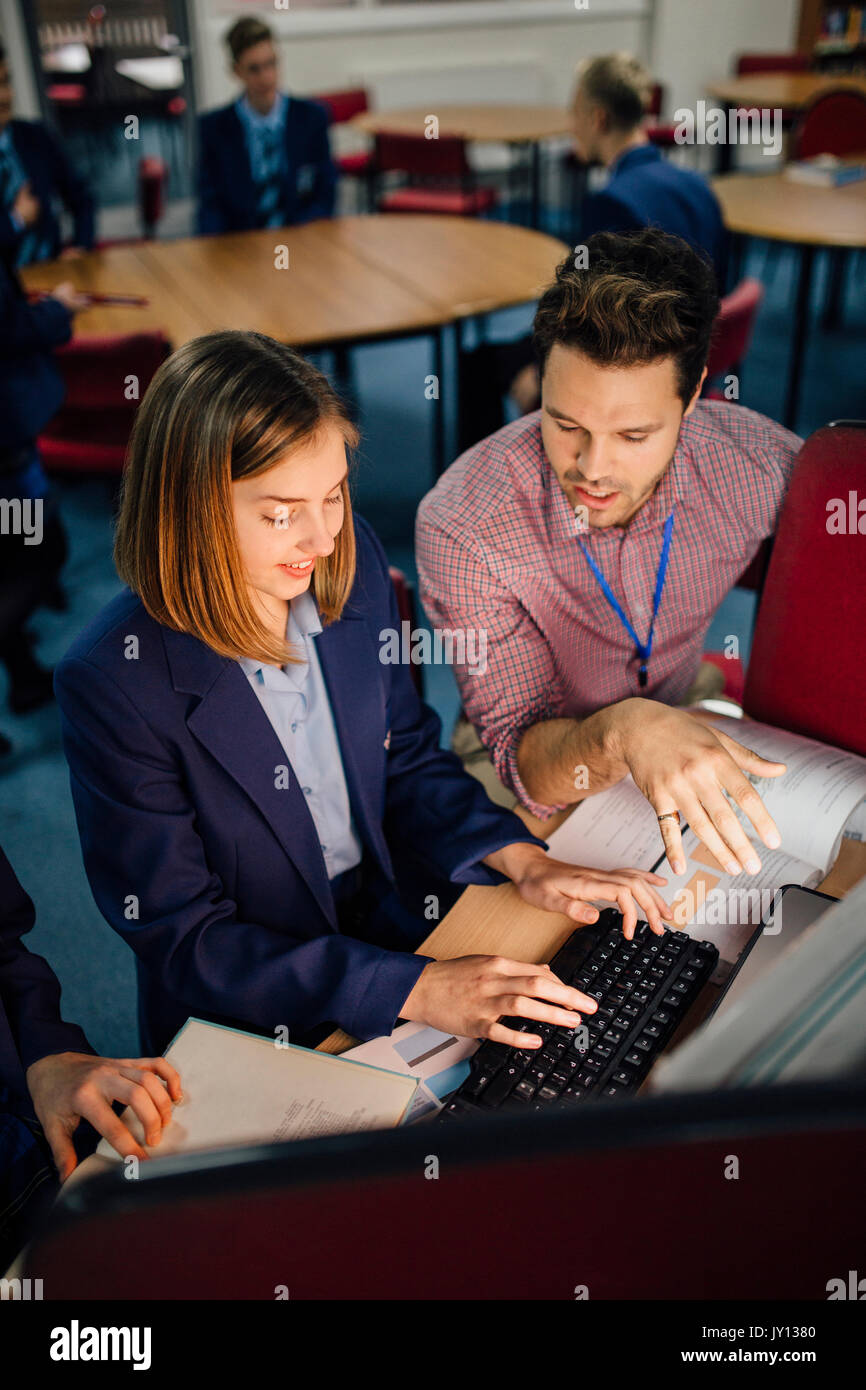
[24,215,567,472]
[705,73,866,173]
[712,172,866,429]
[352,104,573,229]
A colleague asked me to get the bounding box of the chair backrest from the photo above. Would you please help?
[706,278,765,380]
[139,155,167,230]
[374,131,470,179]
[53,332,172,411]
[744,422,866,754]
[646,82,664,118]
[313,87,369,125]
[736,52,810,76]
[389,566,423,697]
[793,89,866,160]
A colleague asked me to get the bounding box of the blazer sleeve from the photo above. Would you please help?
[43,126,95,250]
[0,846,93,1073]
[579,190,643,241]
[195,116,229,237]
[360,521,549,882]
[0,262,73,355]
[299,105,337,222]
[54,656,431,1043]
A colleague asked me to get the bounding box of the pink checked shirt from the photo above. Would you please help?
[416,401,802,819]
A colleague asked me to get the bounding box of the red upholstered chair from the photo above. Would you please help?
[37,331,171,475]
[743,421,866,755]
[374,132,497,217]
[644,83,678,151]
[139,155,167,238]
[389,566,424,697]
[706,278,765,387]
[313,88,375,207]
[792,88,866,159]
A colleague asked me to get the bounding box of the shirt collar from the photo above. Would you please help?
[608,142,660,177]
[237,91,287,132]
[238,590,322,683]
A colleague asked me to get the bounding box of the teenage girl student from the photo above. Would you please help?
[55,332,672,1057]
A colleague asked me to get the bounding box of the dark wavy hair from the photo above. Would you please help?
[532,227,721,404]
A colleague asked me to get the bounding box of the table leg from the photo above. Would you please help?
[530,142,542,229]
[784,243,815,433]
[716,102,735,175]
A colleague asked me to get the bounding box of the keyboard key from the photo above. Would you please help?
[480,1065,522,1107]
[613,1070,634,1086]
[515,1079,536,1101]
[538,1085,559,1102]
[641,1023,662,1040]
[633,1037,652,1053]
[625,1050,644,1067]
[662,993,682,1009]
[593,1044,612,1061]
[652,1010,671,1027]
[603,1028,623,1046]
[463,1069,497,1098]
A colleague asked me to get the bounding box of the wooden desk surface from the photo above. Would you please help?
[353,104,573,144]
[711,171,866,247]
[706,73,866,109]
[22,217,567,348]
[317,811,866,1056]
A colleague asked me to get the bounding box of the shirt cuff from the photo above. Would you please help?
[495,733,571,823]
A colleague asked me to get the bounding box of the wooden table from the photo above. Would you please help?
[317,807,866,1058]
[353,104,573,229]
[22,216,566,473]
[705,74,866,173]
[711,172,866,429]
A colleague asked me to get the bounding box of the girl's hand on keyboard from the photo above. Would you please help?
[487,842,673,939]
[400,954,598,1049]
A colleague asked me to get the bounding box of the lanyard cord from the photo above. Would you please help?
[577,510,675,689]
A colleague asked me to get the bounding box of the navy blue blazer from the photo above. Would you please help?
[55,517,545,1055]
[196,97,336,236]
[582,144,728,287]
[0,845,92,1109]
[0,120,95,260]
[0,248,71,452]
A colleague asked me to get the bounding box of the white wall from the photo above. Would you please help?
[189,1,653,112]
[0,0,40,116]
[649,0,799,121]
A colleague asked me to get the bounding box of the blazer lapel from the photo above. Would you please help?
[162,626,337,928]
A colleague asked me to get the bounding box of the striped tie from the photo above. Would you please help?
[255,126,284,228]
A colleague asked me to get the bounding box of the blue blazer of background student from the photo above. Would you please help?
[582,143,728,287]
[0,119,95,263]
[196,92,336,235]
[54,517,548,1056]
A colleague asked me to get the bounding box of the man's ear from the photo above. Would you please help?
[682,367,708,418]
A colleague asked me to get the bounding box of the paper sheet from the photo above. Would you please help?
[545,775,664,871]
[94,1017,418,1161]
[344,1022,479,1121]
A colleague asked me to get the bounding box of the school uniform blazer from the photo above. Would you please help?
[0,120,95,260]
[55,516,546,1055]
[0,247,72,451]
[582,144,728,287]
[0,845,92,1109]
[195,97,336,236]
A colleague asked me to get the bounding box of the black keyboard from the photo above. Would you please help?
[439,910,718,1119]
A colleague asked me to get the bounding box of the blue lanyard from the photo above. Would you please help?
[577,510,675,689]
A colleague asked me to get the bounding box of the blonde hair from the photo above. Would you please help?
[576,53,652,131]
[114,331,358,668]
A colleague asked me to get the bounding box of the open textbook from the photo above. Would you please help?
[546,715,866,981]
[94,1017,418,1163]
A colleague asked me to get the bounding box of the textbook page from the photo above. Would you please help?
[707,716,866,874]
[95,1018,418,1161]
[654,828,820,979]
[545,775,664,871]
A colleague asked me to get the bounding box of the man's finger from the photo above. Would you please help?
[42,1115,78,1183]
[78,1095,148,1163]
[654,809,686,875]
[717,766,782,850]
[720,734,786,779]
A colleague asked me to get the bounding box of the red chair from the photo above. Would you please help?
[37,331,171,475]
[644,83,678,151]
[139,155,167,238]
[792,88,866,160]
[374,132,497,217]
[743,422,866,755]
[314,88,375,208]
[389,566,423,698]
[705,277,765,388]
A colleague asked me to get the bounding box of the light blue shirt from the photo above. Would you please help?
[235,91,288,185]
[0,127,27,231]
[238,591,363,881]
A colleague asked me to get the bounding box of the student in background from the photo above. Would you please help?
[460,53,728,446]
[56,331,672,1064]
[418,229,800,878]
[0,245,89,750]
[0,42,95,267]
[196,16,336,236]
[0,842,180,1271]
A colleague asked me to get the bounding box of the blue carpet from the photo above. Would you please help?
[0,233,862,1058]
